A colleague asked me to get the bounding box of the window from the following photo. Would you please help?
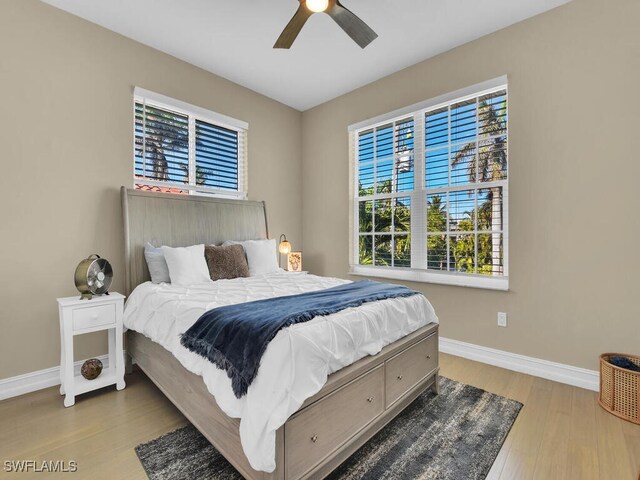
[134,88,248,198]
[350,77,508,290]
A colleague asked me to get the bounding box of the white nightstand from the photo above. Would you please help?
[57,292,126,407]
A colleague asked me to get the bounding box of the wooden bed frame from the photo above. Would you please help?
[121,187,439,479]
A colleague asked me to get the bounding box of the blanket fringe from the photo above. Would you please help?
[180,334,250,397]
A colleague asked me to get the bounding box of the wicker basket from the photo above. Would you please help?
[599,353,640,425]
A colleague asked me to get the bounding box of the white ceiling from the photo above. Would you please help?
[42,0,569,111]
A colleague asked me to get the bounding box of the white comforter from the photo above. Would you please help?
[123,272,438,472]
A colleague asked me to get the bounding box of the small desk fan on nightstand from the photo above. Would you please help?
[74,254,113,300]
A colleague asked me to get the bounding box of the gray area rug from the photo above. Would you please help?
[135,377,522,480]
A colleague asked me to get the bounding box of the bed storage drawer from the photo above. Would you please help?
[285,364,384,478]
[385,333,438,407]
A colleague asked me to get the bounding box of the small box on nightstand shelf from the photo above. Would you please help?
[57,293,126,407]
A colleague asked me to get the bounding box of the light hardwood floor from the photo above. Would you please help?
[1,354,638,479]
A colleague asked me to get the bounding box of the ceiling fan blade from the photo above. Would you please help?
[328,0,378,49]
[274,4,314,49]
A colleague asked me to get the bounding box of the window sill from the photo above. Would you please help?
[349,265,509,291]
[134,180,247,200]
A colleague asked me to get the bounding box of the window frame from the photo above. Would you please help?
[349,76,509,291]
[133,87,249,199]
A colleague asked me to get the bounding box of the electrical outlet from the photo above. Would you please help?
[497,312,507,327]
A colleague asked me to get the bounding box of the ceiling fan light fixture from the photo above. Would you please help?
[306,0,329,13]
[274,0,377,49]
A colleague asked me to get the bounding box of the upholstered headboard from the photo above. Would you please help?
[121,187,268,295]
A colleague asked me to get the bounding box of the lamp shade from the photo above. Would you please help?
[278,234,292,254]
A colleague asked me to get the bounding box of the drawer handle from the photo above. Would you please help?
[367,396,374,403]
[311,435,318,443]
[426,354,431,359]
[397,375,403,381]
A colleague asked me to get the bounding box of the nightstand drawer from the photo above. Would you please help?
[72,304,116,331]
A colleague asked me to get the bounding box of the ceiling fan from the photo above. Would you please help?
[274,0,378,49]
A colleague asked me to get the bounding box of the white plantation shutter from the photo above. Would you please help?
[135,102,190,186]
[349,76,509,290]
[195,120,247,194]
[355,117,415,269]
[425,88,507,276]
[134,88,248,198]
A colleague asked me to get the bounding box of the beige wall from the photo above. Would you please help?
[301,0,640,371]
[0,0,302,379]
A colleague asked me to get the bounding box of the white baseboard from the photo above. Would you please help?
[0,354,114,401]
[440,337,599,391]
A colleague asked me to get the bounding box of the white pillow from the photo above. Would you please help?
[144,243,171,284]
[161,244,210,286]
[223,239,279,276]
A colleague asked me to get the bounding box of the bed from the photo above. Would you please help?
[121,187,439,479]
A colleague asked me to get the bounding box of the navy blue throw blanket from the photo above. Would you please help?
[180,280,420,398]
